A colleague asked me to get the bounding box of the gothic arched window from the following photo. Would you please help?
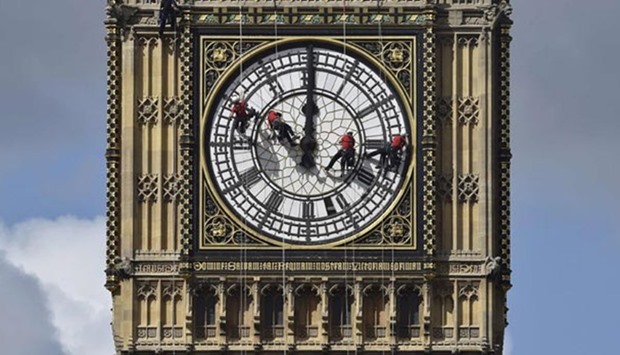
[261,284,284,340]
[397,285,422,339]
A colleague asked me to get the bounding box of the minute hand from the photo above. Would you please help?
[300,44,319,169]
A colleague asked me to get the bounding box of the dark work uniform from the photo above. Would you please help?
[267,111,297,146]
[366,143,392,169]
[159,0,177,35]
[366,135,408,169]
[326,134,355,173]
[231,101,253,135]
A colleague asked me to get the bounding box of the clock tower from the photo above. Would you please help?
[105,1,512,354]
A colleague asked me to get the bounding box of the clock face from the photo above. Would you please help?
[204,41,412,246]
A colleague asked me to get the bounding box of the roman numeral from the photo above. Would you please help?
[223,167,262,194]
[335,194,349,209]
[302,201,315,219]
[344,210,359,229]
[209,140,251,151]
[356,168,375,186]
[335,60,359,96]
[301,69,309,88]
[264,191,284,212]
[231,140,251,150]
[357,95,394,118]
[240,167,262,188]
[259,62,283,96]
[365,139,386,150]
[323,197,336,216]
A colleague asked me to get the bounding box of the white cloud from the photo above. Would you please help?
[0,252,65,355]
[0,216,113,355]
[504,328,513,355]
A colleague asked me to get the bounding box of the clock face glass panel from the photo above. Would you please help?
[205,42,412,245]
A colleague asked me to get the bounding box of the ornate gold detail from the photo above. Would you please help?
[295,14,321,24]
[437,262,483,275]
[259,14,286,24]
[366,14,392,24]
[351,40,413,94]
[224,13,253,24]
[350,185,414,248]
[203,40,263,98]
[423,262,436,270]
[203,186,265,247]
[211,222,227,238]
[196,14,219,25]
[331,14,358,24]
[383,217,411,245]
[388,47,404,64]
[212,47,228,62]
[402,14,427,25]
[204,217,233,244]
[133,263,180,275]
[192,261,422,273]
[389,223,405,239]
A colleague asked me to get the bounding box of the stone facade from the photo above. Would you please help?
[105,0,512,353]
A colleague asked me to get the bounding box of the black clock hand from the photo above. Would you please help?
[300,44,319,169]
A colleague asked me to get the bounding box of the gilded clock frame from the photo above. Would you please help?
[197,35,421,250]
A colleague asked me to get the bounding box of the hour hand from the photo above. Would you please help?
[299,102,319,168]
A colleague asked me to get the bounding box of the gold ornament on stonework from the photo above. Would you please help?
[296,14,321,24]
[212,47,228,63]
[388,47,404,64]
[382,216,411,245]
[204,217,234,245]
[205,42,235,71]
[352,40,412,93]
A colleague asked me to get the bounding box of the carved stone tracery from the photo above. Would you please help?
[163,97,182,125]
[457,97,480,126]
[138,174,159,203]
[163,174,183,202]
[137,97,159,125]
[162,282,184,299]
[137,282,158,300]
[457,174,479,203]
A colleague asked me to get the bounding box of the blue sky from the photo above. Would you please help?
[0,1,618,354]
